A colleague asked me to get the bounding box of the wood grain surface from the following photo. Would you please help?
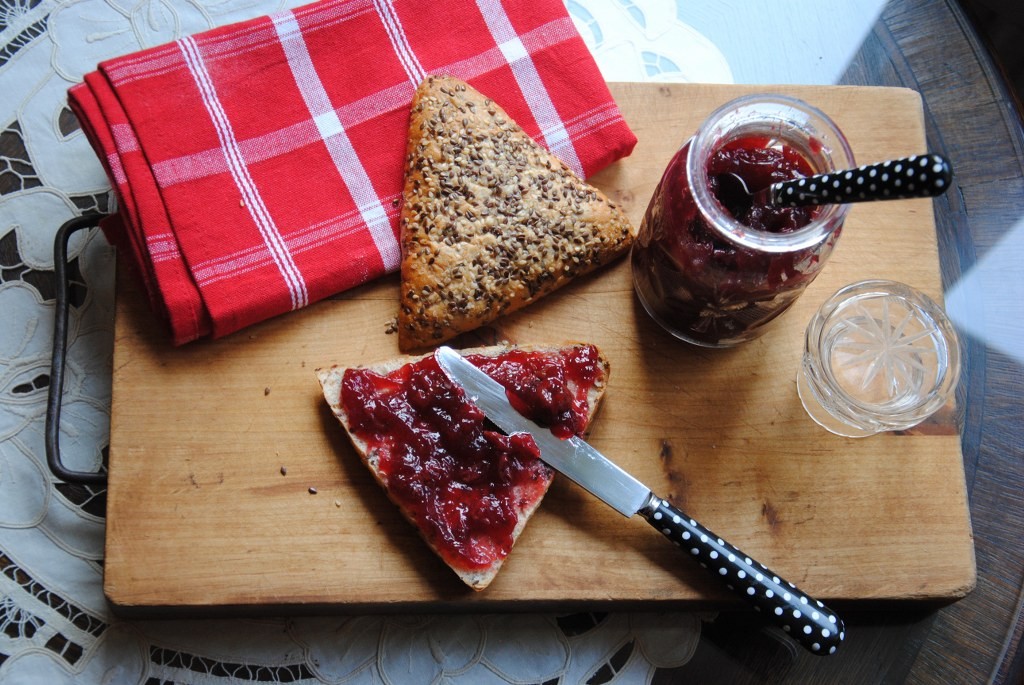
[104,83,975,613]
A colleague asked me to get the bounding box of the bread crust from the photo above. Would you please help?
[316,342,609,590]
[397,76,635,351]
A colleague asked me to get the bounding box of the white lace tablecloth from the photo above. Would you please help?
[0,1,886,682]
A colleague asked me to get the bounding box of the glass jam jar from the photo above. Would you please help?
[631,94,855,347]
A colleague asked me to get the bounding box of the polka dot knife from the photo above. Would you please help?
[436,346,845,656]
[716,153,952,217]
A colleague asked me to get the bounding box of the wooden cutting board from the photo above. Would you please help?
[105,83,975,614]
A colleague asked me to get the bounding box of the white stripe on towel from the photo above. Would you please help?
[178,34,309,309]
[272,11,401,271]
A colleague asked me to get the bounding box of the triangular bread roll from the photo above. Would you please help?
[397,75,634,351]
[316,343,609,590]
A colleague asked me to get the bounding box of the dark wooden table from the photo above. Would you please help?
[661,1,1024,682]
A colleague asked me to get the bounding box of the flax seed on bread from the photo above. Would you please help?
[316,342,610,590]
[397,76,635,351]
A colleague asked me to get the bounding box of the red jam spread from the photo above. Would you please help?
[709,137,817,232]
[632,136,837,346]
[340,346,603,571]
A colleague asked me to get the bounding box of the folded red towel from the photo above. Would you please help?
[68,0,637,344]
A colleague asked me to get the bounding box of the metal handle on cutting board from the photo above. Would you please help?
[46,214,108,486]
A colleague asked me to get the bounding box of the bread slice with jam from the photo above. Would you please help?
[397,75,634,351]
[316,343,609,590]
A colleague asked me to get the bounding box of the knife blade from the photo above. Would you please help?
[435,346,845,656]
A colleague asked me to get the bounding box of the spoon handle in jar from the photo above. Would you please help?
[770,154,952,207]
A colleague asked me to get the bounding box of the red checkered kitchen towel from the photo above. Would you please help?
[69,0,637,344]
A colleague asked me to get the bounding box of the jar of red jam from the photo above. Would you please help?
[631,94,855,347]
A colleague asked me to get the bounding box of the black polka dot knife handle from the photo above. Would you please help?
[771,153,952,207]
[639,494,845,656]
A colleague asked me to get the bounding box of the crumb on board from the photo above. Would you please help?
[264,387,271,396]
[308,487,318,495]
[280,466,288,476]
[385,317,398,335]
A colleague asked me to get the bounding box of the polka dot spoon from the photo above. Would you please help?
[716,153,952,217]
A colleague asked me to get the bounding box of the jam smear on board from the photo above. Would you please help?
[340,345,603,571]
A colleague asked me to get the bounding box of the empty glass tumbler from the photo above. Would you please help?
[797,280,961,437]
